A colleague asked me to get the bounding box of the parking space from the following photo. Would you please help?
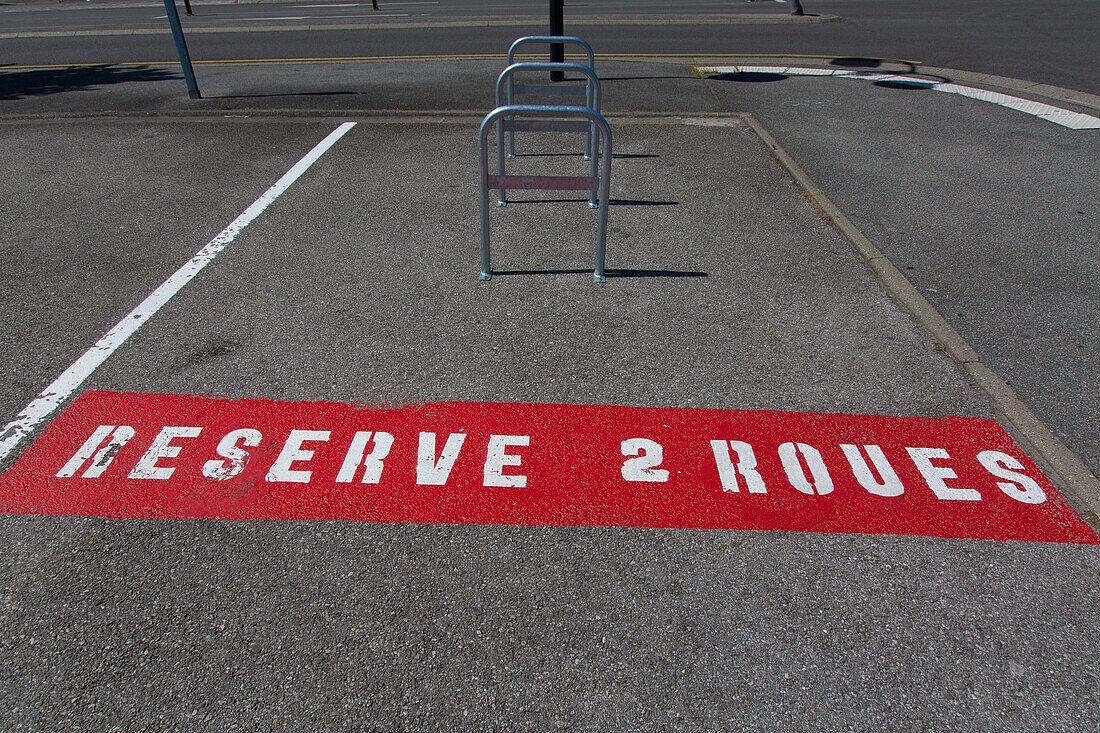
[2,67,1099,728]
[3,113,1096,528]
[79,120,982,411]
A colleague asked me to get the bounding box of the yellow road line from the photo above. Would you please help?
[2,53,924,71]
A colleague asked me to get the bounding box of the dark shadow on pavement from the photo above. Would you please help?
[830,57,882,69]
[604,268,706,278]
[209,91,364,99]
[0,65,179,100]
[707,71,788,83]
[705,65,952,91]
[873,79,935,90]
[505,152,659,160]
[501,199,679,206]
[831,57,920,74]
[597,75,701,82]
[491,268,706,278]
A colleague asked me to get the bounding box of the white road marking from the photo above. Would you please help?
[699,66,1100,130]
[0,122,357,465]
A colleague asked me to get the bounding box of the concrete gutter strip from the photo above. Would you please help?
[917,66,1100,112]
[738,111,1100,524]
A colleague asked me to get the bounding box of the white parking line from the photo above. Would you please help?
[698,66,1100,130]
[0,122,357,464]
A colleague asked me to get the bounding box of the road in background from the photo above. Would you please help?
[2,0,1098,94]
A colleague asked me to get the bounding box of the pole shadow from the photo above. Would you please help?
[490,268,707,278]
[873,79,935,91]
[829,57,883,69]
[505,152,659,160]
[499,198,679,206]
[207,91,365,99]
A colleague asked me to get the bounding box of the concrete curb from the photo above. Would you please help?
[739,112,1100,526]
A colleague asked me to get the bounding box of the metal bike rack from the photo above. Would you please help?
[495,62,601,208]
[507,35,595,69]
[478,105,613,283]
[503,38,597,160]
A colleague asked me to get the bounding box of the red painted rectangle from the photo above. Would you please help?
[0,391,1094,543]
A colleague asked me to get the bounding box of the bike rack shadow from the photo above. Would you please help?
[505,152,660,160]
[490,268,707,278]
[206,91,365,99]
[501,198,678,206]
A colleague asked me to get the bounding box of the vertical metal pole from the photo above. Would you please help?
[588,123,598,210]
[587,82,601,207]
[584,79,594,162]
[497,116,507,207]
[163,0,201,98]
[480,119,493,280]
[549,0,564,81]
[507,75,516,159]
[594,121,611,283]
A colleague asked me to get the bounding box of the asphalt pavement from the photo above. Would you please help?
[3,0,1099,94]
[2,2,1099,730]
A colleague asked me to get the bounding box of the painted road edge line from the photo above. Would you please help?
[0,121,357,465]
[698,66,1100,130]
[738,112,1100,523]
